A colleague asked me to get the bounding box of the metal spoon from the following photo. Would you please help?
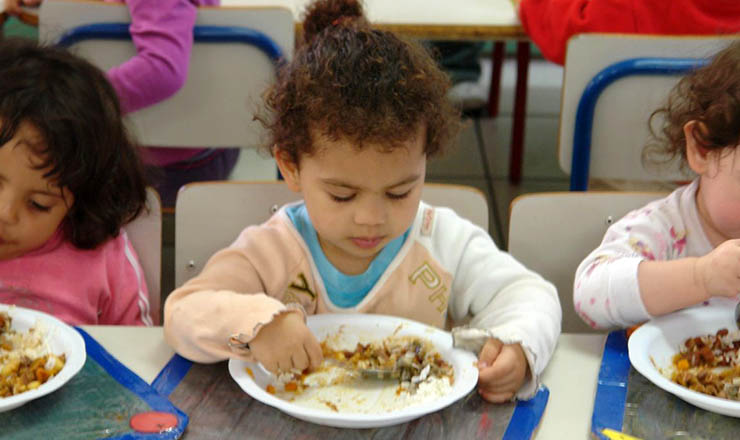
[357,366,400,380]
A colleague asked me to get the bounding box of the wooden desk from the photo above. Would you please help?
[81,326,605,439]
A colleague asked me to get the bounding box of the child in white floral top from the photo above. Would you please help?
[574,41,740,330]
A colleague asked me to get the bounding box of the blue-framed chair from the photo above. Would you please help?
[558,34,738,191]
[38,0,294,181]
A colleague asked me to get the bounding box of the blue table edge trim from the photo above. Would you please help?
[590,330,630,440]
[152,354,194,397]
[152,354,548,437]
[503,385,550,440]
[74,327,189,440]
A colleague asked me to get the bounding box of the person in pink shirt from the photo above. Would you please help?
[6,0,239,207]
[0,38,153,326]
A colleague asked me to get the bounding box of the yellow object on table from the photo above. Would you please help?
[602,428,643,440]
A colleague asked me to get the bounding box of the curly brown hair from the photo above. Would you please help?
[645,41,740,171]
[259,0,461,164]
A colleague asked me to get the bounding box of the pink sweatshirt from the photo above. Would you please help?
[0,228,152,326]
[105,0,220,166]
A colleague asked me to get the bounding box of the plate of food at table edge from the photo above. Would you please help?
[0,304,86,412]
[629,299,740,417]
[229,313,479,428]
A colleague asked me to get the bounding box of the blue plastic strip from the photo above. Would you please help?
[74,327,188,440]
[502,385,550,440]
[590,330,630,439]
[151,354,194,397]
[57,23,284,62]
[570,57,709,191]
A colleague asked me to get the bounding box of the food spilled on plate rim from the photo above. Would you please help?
[249,330,456,414]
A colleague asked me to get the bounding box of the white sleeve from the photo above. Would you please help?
[430,208,561,399]
[573,204,682,330]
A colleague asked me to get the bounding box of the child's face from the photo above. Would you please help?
[279,128,427,275]
[696,146,740,244]
[0,123,73,260]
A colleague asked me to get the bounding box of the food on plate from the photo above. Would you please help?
[322,335,454,388]
[668,328,740,400]
[0,311,66,398]
[267,334,455,413]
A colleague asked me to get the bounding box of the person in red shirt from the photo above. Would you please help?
[515,0,740,65]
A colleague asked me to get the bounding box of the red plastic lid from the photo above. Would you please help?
[129,411,178,433]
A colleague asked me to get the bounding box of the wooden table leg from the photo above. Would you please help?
[508,41,530,184]
[487,41,505,118]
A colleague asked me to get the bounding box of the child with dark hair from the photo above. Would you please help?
[0,38,152,326]
[164,0,561,403]
[575,41,740,330]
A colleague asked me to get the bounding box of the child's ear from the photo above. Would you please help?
[685,120,711,175]
[274,147,301,192]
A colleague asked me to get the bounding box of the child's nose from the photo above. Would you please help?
[354,198,387,226]
[0,195,19,225]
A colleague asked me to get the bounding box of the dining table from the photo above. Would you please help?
[81,326,606,439]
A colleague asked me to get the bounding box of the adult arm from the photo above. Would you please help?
[108,0,197,113]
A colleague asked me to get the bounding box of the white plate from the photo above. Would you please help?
[0,304,86,412]
[628,302,740,417]
[229,313,479,428]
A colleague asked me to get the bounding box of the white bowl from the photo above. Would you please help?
[229,313,479,428]
[0,304,86,412]
[628,302,740,417]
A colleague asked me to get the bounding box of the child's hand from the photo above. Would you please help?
[248,311,323,374]
[476,338,529,403]
[695,239,740,299]
[4,0,41,16]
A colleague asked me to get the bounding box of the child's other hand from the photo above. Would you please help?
[476,338,529,403]
[695,239,740,299]
[248,311,323,374]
